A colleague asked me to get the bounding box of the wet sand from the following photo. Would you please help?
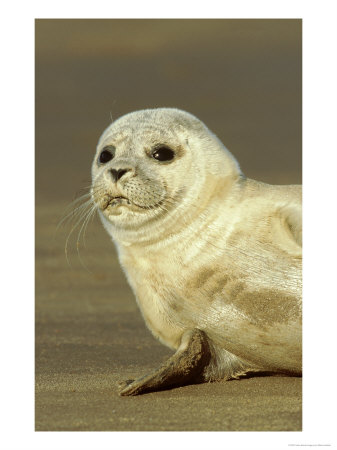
[35,19,302,431]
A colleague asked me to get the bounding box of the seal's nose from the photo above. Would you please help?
[109,168,130,182]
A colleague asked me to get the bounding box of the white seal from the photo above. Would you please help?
[91,108,302,395]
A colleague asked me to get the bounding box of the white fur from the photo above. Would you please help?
[91,108,302,379]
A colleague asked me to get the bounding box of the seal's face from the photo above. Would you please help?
[92,139,169,214]
[91,108,241,239]
[92,125,190,228]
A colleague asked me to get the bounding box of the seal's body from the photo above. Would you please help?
[91,108,302,395]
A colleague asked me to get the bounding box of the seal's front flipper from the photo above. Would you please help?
[119,329,211,396]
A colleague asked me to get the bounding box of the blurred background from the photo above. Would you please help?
[35,19,302,431]
[36,19,301,203]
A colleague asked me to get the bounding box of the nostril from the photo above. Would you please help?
[117,169,128,180]
[110,168,130,182]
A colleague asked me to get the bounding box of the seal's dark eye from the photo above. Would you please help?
[99,146,115,164]
[152,146,175,162]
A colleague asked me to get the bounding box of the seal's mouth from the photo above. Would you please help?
[96,189,165,213]
[105,196,130,209]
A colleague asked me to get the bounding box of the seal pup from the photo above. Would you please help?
[91,108,302,396]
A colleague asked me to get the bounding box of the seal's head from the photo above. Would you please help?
[91,108,242,243]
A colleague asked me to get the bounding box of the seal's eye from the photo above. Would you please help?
[99,146,115,164]
[152,146,175,162]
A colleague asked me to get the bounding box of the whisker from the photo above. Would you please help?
[75,204,98,273]
[57,197,93,230]
[64,201,96,267]
[78,203,97,250]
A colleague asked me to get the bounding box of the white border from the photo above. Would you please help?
[1,1,337,449]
